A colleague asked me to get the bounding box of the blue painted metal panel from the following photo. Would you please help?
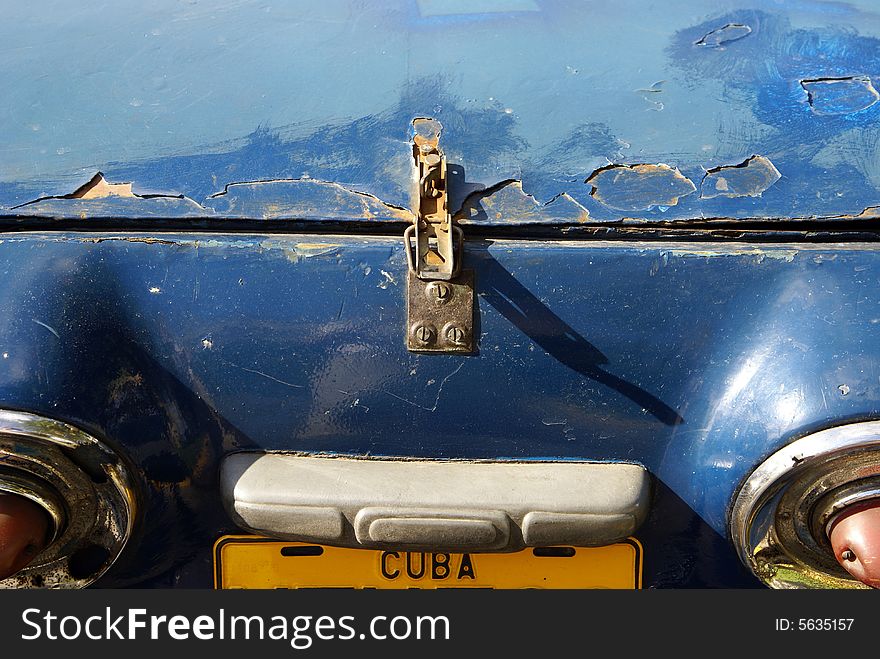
[0,233,876,585]
[4,1,880,223]
[3,0,880,589]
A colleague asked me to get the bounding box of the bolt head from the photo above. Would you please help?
[425,281,452,304]
[411,324,436,345]
[443,324,466,346]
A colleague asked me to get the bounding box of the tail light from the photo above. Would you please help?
[731,421,880,588]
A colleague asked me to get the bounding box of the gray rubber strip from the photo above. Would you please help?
[221,453,651,552]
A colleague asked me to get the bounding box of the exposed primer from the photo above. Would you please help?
[11,171,207,216]
[694,23,752,47]
[586,163,696,211]
[454,179,589,223]
[852,206,880,219]
[700,155,781,199]
[800,76,880,115]
[69,173,136,199]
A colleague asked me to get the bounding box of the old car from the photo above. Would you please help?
[1,0,879,590]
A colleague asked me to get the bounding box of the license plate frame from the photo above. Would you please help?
[213,536,642,589]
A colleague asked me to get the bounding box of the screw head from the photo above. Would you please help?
[425,281,452,305]
[444,324,466,346]
[412,324,436,345]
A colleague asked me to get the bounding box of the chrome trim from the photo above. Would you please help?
[0,411,136,589]
[730,420,880,589]
[816,484,880,536]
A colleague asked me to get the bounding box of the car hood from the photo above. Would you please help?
[3,0,880,228]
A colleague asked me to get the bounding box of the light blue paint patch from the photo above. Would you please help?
[800,76,880,115]
[455,180,589,223]
[695,23,752,47]
[700,155,782,199]
[417,0,539,16]
[587,164,697,212]
[203,179,412,221]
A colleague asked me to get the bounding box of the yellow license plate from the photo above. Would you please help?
[213,536,642,589]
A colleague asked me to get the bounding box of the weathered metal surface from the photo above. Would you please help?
[407,270,474,353]
[3,0,880,591]
[410,118,456,279]
[5,1,880,224]
[0,232,876,586]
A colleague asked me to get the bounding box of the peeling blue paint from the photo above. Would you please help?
[801,76,880,115]
[4,1,880,223]
[695,23,752,48]
[204,179,412,221]
[587,164,696,212]
[700,155,781,199]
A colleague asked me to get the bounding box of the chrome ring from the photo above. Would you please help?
[730,420,880,589]
[815,484,880,536]
[0,410,137,589]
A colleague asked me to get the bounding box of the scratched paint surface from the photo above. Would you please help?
[4,1,880,223]
[0,233,878,586]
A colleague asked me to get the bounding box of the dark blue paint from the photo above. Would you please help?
[0,233,877,586]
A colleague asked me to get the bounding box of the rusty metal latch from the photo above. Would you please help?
[405,118,474,353]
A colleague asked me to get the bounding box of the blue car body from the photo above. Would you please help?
[2,0,880,587]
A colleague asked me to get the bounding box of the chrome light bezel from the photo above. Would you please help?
[730,420,880,589]
[0,410,136,589]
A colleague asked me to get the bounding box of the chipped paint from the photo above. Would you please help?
[694,23,752,48]
[700,155,781,199]
[9,173,413,223]
[852,206,880,219]
[656,247,798,262]
[71,173,136,199]
[586,164,696,211]
[11,171,207,218]
[378,270,396,289]
[800,76,880,115]
[107,371,144,407]
[636,81,665,112]
[259,239,343,263]
[455,180,589,223]
[5,5,880,226]
[205,178,413,221]
[293,242,343,259]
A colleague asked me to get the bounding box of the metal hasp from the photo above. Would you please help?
[405,118,474,353]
